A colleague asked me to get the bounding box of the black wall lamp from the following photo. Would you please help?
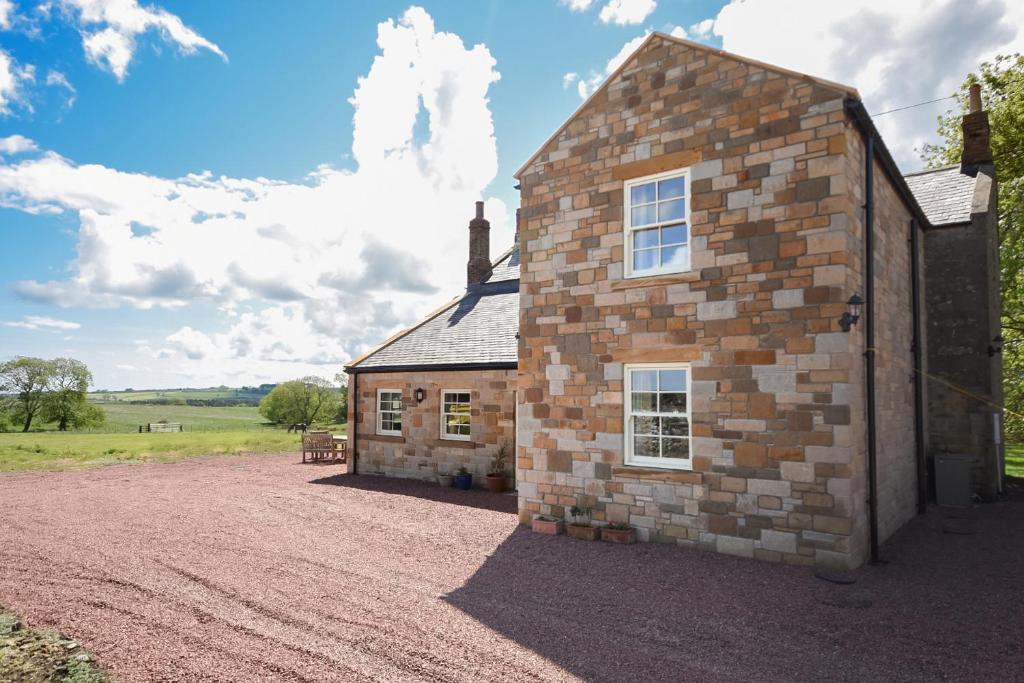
[988,335,1004,357]
[839,294,864,332]
[414,388,426,404]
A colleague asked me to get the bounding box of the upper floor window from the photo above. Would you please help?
[624,364,691,469]
[624,169,690,277]
[441,390,471,441]
[377,389,402,437]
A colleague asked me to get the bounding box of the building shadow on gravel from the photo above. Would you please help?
[443,497,1024,682]
[309,473,517,514]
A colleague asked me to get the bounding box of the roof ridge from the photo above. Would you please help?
[903,164,962,177]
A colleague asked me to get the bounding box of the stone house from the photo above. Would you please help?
[347,33,1002,568]
[344,203,519,482]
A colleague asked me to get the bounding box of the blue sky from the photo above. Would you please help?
[0,0,1021,389]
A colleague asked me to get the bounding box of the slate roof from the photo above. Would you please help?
[905,165,978,226]
[349,246,520,371]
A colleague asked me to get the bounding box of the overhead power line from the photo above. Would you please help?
[872,95,958,117]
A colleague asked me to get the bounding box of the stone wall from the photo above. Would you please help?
[515,35,922,568]
[923,169,1003,499]
[347,369,517,484]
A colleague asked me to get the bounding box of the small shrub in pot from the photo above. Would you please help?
[600,521,636,544]
[566,505,598,541]
[531,514,564,535]
[453,465,473,490]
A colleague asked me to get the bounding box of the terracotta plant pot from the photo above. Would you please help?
[566,524,599,541]
[485,473,506,493]
[600,526,636,544]
[531,518,564,535]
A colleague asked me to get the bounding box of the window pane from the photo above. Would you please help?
[631,182,656,205]
[458,424,470,436]
[633,248,658,272]
[634,436,660,458]
[660,392,688,413]
[659,370,686,391]
[631,203,658,227]
[631,391,657,412]
[658,176,685,200]
[658,198,685,222]
[632,227,659,249]
[392,416,401,430]
[662,437,690,459]
[661,223,687,246]
[631,370,657,391]
[634,415,659,435]
[662,416,690,436]
[661,244,689,268]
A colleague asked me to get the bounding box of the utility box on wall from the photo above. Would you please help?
[934,454,976,508]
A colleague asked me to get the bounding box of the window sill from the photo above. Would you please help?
[427,438,477,450]
[612,464,702,483]
[612,271,700,290]
[366,433,405,443]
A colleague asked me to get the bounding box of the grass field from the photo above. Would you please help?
[85,403,271,432]
[1007,443,1024,478]
[0,428,341,472]
[89,386,270,403]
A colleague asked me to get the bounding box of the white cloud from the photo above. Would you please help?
[0,134,37,155]
[0,6,511,384]
[559,0,595,11]
[3,315,81,331]
[0,48,34,116]
[688,18,714,40]
[697,0,1024,170]
[0,0,14,30]
[45,69,76,108]
[58,0,226,81]
[599,0,656,25]
[562,72,578,89]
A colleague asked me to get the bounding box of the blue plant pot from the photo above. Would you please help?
[454,473,473,490]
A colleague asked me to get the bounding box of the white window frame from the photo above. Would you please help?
[623,167,691,278]
[376,389,403,437]
[623,363,693,470]
[440,390,472,441]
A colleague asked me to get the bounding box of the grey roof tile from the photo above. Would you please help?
[905,166,978,226]
[353,245,519,370]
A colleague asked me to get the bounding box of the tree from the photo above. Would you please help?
[0,357,53,432]
[259,377,342,426]
[922,54,1024,438]
[333,372,349,424]
[42,358,103,431]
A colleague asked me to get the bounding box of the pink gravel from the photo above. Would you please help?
[1,453,1021,682]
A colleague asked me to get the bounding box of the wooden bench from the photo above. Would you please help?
[302,431,346,463]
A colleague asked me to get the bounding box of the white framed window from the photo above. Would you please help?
[624,363,692,469]
[441,390,471,441]
[623,168,690,278]
[377,389,402,436]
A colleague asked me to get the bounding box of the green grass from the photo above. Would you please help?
[1006,443,1024,478]
[1,607,110,681]
[0,428,346,473]
[85,403,271,433]
[89,386,269,403]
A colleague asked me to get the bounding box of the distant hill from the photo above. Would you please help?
[89,385,276,407]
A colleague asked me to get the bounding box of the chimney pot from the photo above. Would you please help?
[969,83,982,114]
[475,201,484,219]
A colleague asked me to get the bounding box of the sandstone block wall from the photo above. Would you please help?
[516,35,922,568]
[347,370,517,484]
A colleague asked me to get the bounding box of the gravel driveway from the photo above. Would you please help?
[1,454,1021,682]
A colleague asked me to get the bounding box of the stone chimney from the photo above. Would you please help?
[961,83,993,168]
[467,201,491,286]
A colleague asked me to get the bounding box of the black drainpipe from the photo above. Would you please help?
[350,372,358,475]
[865,136,880,565]
[909,218,927,513]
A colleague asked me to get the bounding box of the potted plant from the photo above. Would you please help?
[485,442,510,493]
[566,505,598,541]
[531,514,564,535]
[453,465,473,490]
[437,468,454,487]
[601,521,636,544]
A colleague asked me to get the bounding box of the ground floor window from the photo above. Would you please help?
[624,363,691,469]
[441,390,471,440]
[377,389,402,436]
